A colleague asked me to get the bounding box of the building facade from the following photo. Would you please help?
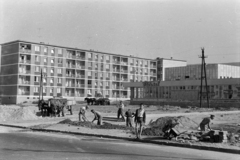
[0,40,161,104]
[165,64,240,81]
[123,78,240,107]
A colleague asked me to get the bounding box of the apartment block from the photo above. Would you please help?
[0,40,160,104]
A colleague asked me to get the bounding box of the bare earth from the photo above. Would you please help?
[0,102,240,151]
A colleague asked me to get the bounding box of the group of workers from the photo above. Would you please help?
[78,101,215,140]
[78,101,146,139]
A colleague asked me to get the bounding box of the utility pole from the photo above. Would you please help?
[199,48,210,108]
[40,69,43,100]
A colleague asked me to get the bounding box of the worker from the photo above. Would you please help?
[199,115,215,131]
[125,109,134,127]
[79,105,89,122]
[134,103,146,139]
[117,100,125,121]
[91,109,102,125]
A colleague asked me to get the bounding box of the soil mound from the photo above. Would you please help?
[0,105,38,121]
[59,119,133,130]
[142,116,198,136]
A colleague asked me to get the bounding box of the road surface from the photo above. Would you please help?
[0,126,239,160]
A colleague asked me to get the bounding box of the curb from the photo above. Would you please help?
[1,123,239,154]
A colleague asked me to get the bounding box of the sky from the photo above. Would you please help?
[0,0,240,64]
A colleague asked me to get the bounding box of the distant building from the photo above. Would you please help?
[0,40,185,104]
[165,64,240,81]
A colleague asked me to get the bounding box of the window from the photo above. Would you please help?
[130,75,133,80]
[50,68,54,73]
[130,67,134,71]
[44,58,47,63]
[34,87,39,92]
[101,55,103,60]
[43,67,47,73]
[106,64,110,69]
[50,88,53,93]
[35,56,39,62]
[140,60,142,65]
[43,87,46,93]
[58,49,62,54]
[95,64,98,68]
[35,45,40,52]
[88,53,92,58]
[100,82,103,86]
[34,76,39,82]
[106,55,110,61]
[50,78,54,83]
[57,88,61,93]
[51,49,55,54]
[95,82,98,86]
[131,59,134,63]
[57,68,62,74]
[35,66,40,72]
[43,78,46,83]
[88,71,92,76]
[44,47,48,53]
[88,80,92,85]
[100,72,103,78]
[106,81,109,86]
[51,59,54,64]
[57,78,62,83]
[88,62,92,67]
[106,73,110,78]
[95,55,98,60]
[58,58,63,64]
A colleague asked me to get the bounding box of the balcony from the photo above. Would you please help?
[121,78,128,82]
[66,84,75,87]
[76,84,85,88]
[75,93,84,97]
[150,73,157,76]
[113,78,120,81]
[76,66,85,69]
[18,80,30,85]
[76,74,85,78]
[113,69,120,72]
[19,60,31,64]
[112,86,120,89]
[65,93,74,97]
[150,65,157,68]
[19,91,30,95]
[88,67,92,70]
[88,85,92,88]
[19,70,31,74]
[121,70,128,73]
[121,62,128,65]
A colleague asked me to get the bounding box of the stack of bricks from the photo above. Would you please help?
[209,130,228,143]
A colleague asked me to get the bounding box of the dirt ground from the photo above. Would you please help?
[1,102,240,148]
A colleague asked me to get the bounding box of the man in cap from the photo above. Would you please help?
[199,115,215,131]
[117,100,125,121]
[79,105,89,122]
[91,109,102,125]
[134,103,146,139]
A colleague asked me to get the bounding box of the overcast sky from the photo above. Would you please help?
[0,0,239,64]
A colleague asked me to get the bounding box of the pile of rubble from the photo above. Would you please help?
[59,119,133,130]
[0,105,38,121]
[142,116,198,136]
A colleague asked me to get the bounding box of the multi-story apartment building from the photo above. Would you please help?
[165,64,240,81]
[155,57,187,81]
[0,40,160,104]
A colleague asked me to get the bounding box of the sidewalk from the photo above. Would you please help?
[0,115,240,155]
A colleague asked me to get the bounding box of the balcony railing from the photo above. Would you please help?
[66,84,75,87]
[76,66,85,69]
[65,93,74,97]
[19,80,30,84]
[19,70,31,74]
[121,70,128,73]
[150,73,157,76]
[113,78,120,81]
[113,69,120,72]
[121,62,128,65]
[19,60,31,64]
[75,93,84,97]
[121,78,128,81]
[88,85,92,88]
[150,65,157,68]
[76,84,85,87]
[18,91,30,95]
[76,75,85,78]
